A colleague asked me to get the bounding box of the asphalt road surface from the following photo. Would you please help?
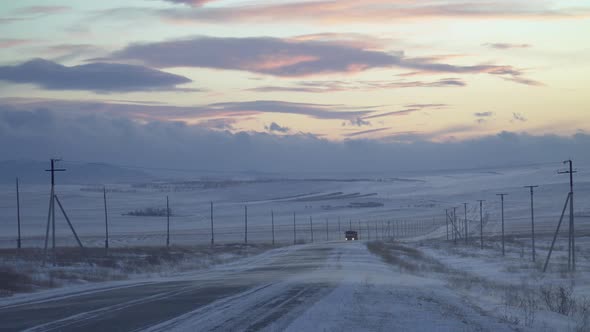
[0,242,515,331]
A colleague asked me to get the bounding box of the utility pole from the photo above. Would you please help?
[388,221,391,240]
[477,200,485,249]
[293,212,296,245]
[103,187,109,255]
[445,209,449,240]
[271,210,275,246]
[325,218,329,241]
[42,159,86,266]
[453,207,459,244]
[497,194,508,256]
[525,186,538,262]
[349,219,352,231]
[16,178,21,250]
[463,203,468,244]
[244,205,248,245]
[559,160,576,271]
[310,216,314,243]
[358,221,362,240]
[43,158,65,266]
[210,202,214,246]
[375,222,378,240]
[166,196,170,248]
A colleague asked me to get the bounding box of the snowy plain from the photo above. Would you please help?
[0,161,588,248]
[0,161,589,331]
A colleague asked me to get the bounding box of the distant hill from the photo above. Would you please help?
[0,160,151,184]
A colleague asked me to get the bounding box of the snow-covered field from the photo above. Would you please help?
[0,162,588,248]
[1,161,590,331]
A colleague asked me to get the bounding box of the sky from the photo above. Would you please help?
[0,0,589,172]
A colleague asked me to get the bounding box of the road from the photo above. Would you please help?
[0,242,515,331]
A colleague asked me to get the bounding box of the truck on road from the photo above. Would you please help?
[345,230,358,241]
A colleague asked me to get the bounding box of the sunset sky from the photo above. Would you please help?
[1,1,589,171]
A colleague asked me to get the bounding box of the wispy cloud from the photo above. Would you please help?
[512,112,528,122]
[15,6,71,15]
[1,6,71,25]
[104,36,537,84]
[483,43,531,49]
[153,0,590,25]
[248,78,466,93]
[198,117,236,130]
[474,111,494,117]
[161,0,217,7]
[0,59,194,93]
[0,98,375,122]
[0,38,33,48]
[344,127,390,137]
[474,111,494,124]
[344,117,372,127]
[361,104,448,120]
[362,109,420,120]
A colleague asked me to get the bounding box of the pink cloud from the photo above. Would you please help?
[156,0,590,24]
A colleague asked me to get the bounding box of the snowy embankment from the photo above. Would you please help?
[0,243,276,297]
[397,237,590,331]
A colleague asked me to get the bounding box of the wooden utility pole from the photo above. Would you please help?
[559,160,576,271]
[310,216,314,243]
[103,187,109,254]
[453,207,460,244]
[358,221,361,240]
[42,159,86,266]
[325,219,329,241]
[166,196,170,248]
[43,159,65,266]
[525,186,538,262]
[445,209,449,240]
[244,205,248,245]
[16,178,21,250]
[497,194,508,256]
[210,202,214,246]
[293,212,296,245]
[477,200,485,249]
[463,203,468,243]
[271,210,275,246]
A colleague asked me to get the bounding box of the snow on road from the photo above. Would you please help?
[140,242,514,332]
[0,240,522,331]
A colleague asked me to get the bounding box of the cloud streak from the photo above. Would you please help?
[248,78,466,93]
[154,0,590,25]
[161,0,217,7]
[484,43,531,49]
[0,98,374,122]
[0,59,193,93]
[106,36,537,84]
